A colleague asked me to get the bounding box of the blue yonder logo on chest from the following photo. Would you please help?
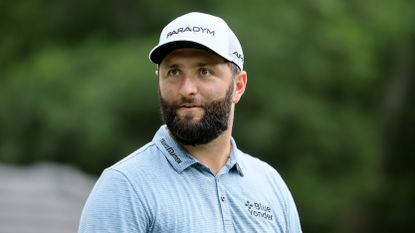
[245,200,273,221]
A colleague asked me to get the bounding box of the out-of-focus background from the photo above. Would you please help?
[0,0,414,232]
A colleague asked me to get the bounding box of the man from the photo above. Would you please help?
[79,12,302,233]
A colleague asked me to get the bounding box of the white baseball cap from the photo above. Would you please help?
[149,12,244,71]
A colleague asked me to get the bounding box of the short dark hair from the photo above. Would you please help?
[229,62,241,76]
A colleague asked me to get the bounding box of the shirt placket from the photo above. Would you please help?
[215,176,234,233]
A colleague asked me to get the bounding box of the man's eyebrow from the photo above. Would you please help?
[163,64,180,69]
[195,63,208,67]
[197,57,229,66]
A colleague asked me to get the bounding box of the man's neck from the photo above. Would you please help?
[181,129,232,175]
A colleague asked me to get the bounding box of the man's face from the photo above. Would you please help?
[158,48,235,145]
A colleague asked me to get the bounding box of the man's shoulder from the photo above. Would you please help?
[107,141,164,177]
[236,150,292,199]
[237,150,276,171]
[237,149,285,181]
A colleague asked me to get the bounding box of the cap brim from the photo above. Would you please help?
[149,41,226,65]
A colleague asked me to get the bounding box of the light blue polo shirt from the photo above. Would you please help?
[79,125,302,233]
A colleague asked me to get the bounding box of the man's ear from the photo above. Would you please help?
[232,71,248,104]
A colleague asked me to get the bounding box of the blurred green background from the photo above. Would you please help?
[1,0,414,232]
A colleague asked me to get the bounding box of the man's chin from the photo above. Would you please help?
[176,118,202,127]
[176,112,204,123]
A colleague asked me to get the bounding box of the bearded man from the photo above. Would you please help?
[79,12,302,233]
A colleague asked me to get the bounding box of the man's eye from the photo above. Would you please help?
[167,69,180,76]
[199,68,212,77]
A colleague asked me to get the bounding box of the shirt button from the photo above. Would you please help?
[221,196,225,202]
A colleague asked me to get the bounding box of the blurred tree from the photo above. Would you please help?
[0,0,414,232]
[0,38,160,174]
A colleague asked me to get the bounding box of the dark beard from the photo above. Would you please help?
[159,81,234,146]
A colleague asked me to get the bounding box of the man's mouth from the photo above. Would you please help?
[179,104,201,108]
[177,104,204,115]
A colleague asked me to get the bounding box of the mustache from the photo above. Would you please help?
[173,97,203,108]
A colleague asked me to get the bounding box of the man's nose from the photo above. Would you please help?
[179,75,198,96]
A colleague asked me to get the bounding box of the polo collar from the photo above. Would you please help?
[225,137,245,176]
[153,125,244,176]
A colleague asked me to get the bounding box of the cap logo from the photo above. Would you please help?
[166,26,215,38]
[233,51,244,62]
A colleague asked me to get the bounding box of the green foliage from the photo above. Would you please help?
[0,0,414,232]
[0,38,160,174]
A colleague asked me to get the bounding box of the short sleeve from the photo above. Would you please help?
[78,168,150,233]
[284,185,303,233]
[264,162,303,233]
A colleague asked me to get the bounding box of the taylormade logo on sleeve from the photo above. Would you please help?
[166,26,215,38]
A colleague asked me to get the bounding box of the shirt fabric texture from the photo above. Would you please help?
[78,125,302,233]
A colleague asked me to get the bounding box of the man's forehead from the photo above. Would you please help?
[161,48,226,66]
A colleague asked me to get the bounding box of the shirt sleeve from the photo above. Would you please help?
[284,186,303,233]
[266,163,303,233]
[78,168,150,233]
